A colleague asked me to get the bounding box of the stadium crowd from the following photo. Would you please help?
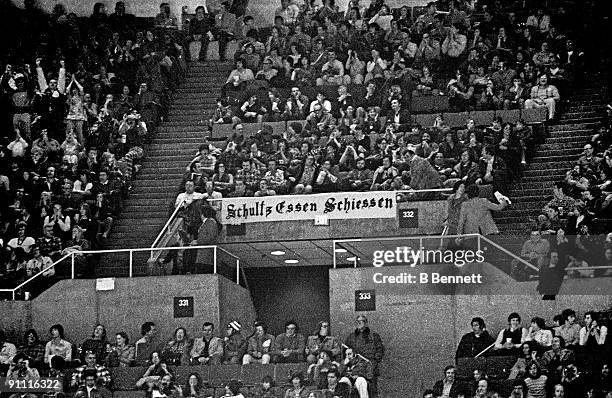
[0,316,385,398]
[0,0,186,288]
[0,308,609,397]
[502,103,612,284]
[429,309,610,398]
[178,0,589,203]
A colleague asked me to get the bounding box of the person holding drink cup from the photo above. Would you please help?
[494,313,529,356]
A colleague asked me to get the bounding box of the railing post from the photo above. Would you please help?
[332,241,337,269]
[419,237,423,265]
[213,247,217,274]
[477,234,481,253]
[12,290,16,301]
[71,252,75,279]
[129,250,133,278]
[236,259,240,285]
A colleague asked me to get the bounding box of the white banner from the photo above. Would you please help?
[221,191,397,224]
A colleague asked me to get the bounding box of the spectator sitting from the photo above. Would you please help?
[161,327,192,366]
[524,74,560,120]
[273,321,305,364]
[512,228,550,280]
[317,49,351,86]
[526,317,554,351]
[540,336,574,382]
[433,365,466,398]
[243,322,274,365]
[44,324,72,365]
[190,322,223,365]
[223,321,247,365]
[70,351,112,390]
[344,315,384,388]
[456,317,495,359]
[305,321,341,364]
[223,60,254,94]
[477,144,509,195]
[340,347,373,398]
[17,329,45,368]
[308,350,341,389]
[494,313,529,355]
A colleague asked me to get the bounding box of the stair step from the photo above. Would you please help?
[531,148,583,157]
[538,142,589,150]
[557,117,602,124]
[509,181,555,190]
[544,135,592,144]
[530,154,581,162]
[508,188,554,197]
[522,168,567,177]
[548,122,600,131]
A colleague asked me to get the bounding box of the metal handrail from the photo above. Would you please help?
[150,200,185,250]
[478,235,539,272]
[332,234,540,272]
[0,244,242,301]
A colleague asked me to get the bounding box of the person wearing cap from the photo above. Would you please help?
[243,322,275,365]
[223,321,247,364]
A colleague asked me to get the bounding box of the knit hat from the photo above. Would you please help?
[227,321,242,332]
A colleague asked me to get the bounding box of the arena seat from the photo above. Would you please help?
[455,357,487,379]
[485,355,516,379]
[173,366,209,385]
[521,107,548,124]
[264,121,287,134]
[212,123,235,139]
[413,113,438,128]
[495,109,521,124]
[241,363,276,385]
[470,110,496,127]
[110,366,143,390]
[273,363,309,384]
[209,363,243,387]
[490,379,515,397]
[113,390,145,398]
[443,111,469,128]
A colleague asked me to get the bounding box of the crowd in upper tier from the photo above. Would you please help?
[0,0,185,288]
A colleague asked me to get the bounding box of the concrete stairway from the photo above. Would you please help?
[490,79,608,262]
[99,61,234,277]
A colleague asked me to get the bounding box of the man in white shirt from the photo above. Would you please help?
[274,0,299,25]
[7,223,36,254]
[203,181,223,212]
[26,246,55,277]
[175,180,206,208]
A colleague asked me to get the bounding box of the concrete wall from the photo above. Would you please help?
[222,200,447,243]
[218,276,258,337]
[329,266,612,398]
[244,266,330,336]
[1,274,256,345]
[0,301,32,340]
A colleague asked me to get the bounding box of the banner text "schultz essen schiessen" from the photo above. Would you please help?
[221,192,396,224]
